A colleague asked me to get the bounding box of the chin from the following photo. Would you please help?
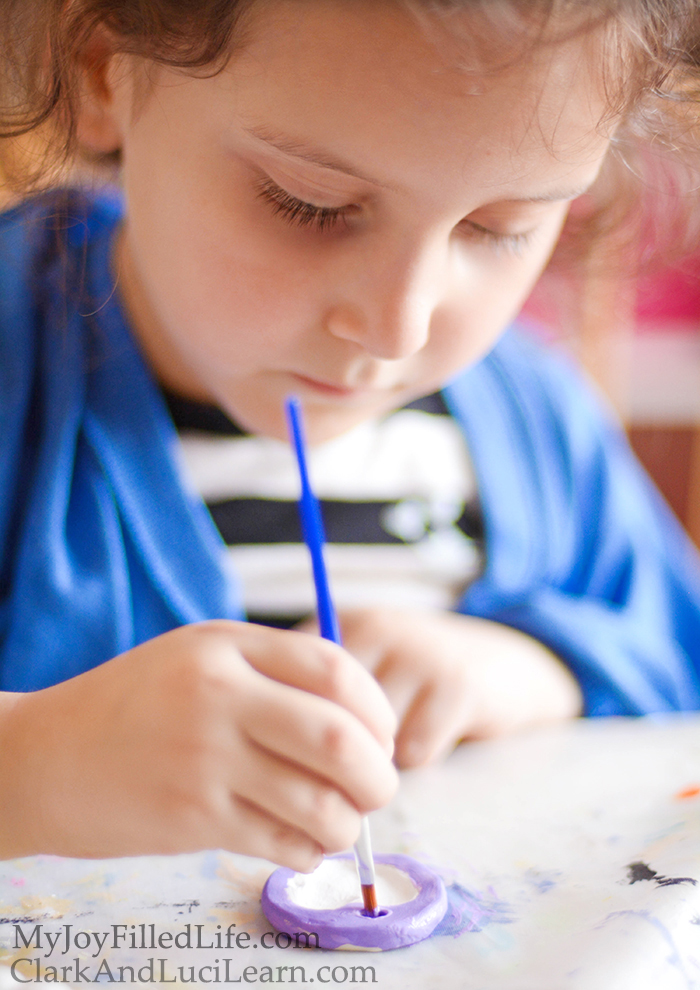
[219,385,407,445]
[296,411,368,445]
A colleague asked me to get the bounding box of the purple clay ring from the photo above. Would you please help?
[261,853,447,951]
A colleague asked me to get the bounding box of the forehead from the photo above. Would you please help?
[233,2,613,182]
[163,0,617,200]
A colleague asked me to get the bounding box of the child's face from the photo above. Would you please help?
[104,1,615,442]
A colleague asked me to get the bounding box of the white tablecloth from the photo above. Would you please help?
[2,715,700,989]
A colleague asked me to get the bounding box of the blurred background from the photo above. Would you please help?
[524,242,700,550]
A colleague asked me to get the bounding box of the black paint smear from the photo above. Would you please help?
[626,861,697,887]
[628,862,657,883]
[0,916,54,925]
[149,900,200,909]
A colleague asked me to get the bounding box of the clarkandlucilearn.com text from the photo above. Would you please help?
[9,958,378,984]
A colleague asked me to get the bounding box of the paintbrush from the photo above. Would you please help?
[285,395,380,918]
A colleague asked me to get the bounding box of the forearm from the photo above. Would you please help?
[0,689,45,859]
[456,617,583,740]
[475,590,700,716]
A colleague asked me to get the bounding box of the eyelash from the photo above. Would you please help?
[463,221,535,257]
[256,176,536,255]
[256,177,351,232]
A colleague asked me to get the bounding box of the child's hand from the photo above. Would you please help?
[0,621,398,867]
[301,608,582,769]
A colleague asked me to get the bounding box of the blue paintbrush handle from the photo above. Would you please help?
[285,396,342,645]
[285,396,379,911]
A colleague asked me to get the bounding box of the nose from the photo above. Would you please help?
[324,238,447,361]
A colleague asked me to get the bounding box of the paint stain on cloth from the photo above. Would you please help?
[432,882,514,937]
[675,785,700,800]
[626,862,697,888]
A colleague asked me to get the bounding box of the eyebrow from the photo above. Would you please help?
[519,185,593,203]
[243,125,388,186]
[244,125,594,203]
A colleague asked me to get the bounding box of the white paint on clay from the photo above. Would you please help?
[286,859,418,911]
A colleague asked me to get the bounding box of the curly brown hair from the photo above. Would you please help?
[2,0,700,261]
[0,0,256,170]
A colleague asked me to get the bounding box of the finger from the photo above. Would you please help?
[232,742,363,854]
[216,620,397,751]
[241,673,399,813]
[221,796,325,873]
[394,681,473,768]
[371,658,422,726]
[294,617,319,636]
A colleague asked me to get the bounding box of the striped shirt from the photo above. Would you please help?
[165,392,484,628]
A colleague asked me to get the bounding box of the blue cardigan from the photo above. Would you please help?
[3,190,700,715]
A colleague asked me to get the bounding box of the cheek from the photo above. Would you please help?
[428,242,560,378]
[121,123,326,356]
[123,178,322,366]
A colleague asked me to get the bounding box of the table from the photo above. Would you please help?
[2,715,700,989]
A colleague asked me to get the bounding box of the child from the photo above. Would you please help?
[2,0,700,868]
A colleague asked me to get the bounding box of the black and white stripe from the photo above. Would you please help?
[166,391,484,628]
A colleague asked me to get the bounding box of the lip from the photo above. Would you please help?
[290,373,377,399]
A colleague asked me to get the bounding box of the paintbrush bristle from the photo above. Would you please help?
[361,883,379,917]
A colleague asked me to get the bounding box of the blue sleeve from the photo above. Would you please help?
[0,192,243,691]
[445,330,700,716]
[0,203,43,607]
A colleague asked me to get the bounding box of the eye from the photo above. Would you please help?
[461,219,536,257]
[256,176,355,232]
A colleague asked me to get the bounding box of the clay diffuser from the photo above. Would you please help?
[261,853,447,951]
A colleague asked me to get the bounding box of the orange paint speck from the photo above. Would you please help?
[675,785,700,800]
